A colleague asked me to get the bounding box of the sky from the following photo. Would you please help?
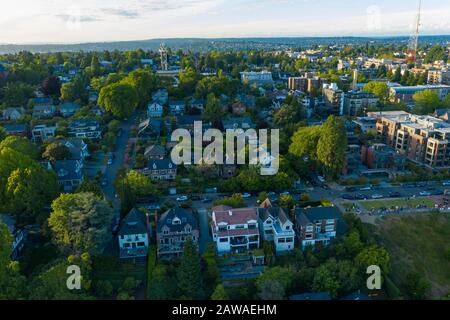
[1,0,449,44]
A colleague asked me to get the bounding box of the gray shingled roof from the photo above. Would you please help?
[156,207,198,233]
[118,208,148,236]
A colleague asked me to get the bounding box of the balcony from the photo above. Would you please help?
[230,237,248,246]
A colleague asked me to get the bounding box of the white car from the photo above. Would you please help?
[317,176,325,183]
[371,194,384,199]
[176,195,189,202]
[242,193,251,198]
[419,191,431,196]
[279,191,290,196]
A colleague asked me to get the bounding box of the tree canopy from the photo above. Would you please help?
[98,82,138,119]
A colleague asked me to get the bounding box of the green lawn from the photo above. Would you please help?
[361,198,436,210]
[372,214,450,299]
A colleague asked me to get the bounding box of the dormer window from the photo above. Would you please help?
[172,217,181,225]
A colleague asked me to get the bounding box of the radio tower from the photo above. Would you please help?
[159,43,169,71]
[407,0,422,65]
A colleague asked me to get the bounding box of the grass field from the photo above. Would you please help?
[361,198,436,210]
[372,214,450,299]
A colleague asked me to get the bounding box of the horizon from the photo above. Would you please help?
[2,0,450,45]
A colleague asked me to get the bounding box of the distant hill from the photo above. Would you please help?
[0,35,449,54]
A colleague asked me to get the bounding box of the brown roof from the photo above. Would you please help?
[213,207,257,225]
[217,228,259,237]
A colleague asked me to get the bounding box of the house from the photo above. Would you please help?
[238,94,256,109]
[156,207,199,260]
[175,115,210,133]
[222,116,256,130]
[59,103,81,117]
[211,205,260,254]
[57,138,89,161]
[231,102,246,115]
[147,102,164,118]
[258,199,295,254]
[118,208,149,259]
[137,119,161,139]
[32,124,58,143]
[169,100,186,114]
[2,123,27,137]
[68,119,102,139]
[32,105,56,119]
[2,107,25,121]
[32,97,53,105]
[189,98,205,112]
[142,158,177,181]
[294,206,346,249]
[152,89,169,105]
[91,106,104,116]
[144,144,166,160]
[0,214,27,260]
[52,160,84,192]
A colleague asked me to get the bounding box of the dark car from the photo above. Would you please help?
[111,217,120,235]
[416,182,427,188]
[403,183,416,188]
[202,198,212,203]
[345,186,357,192]
[190,195,201,201]
[355,193,368,200]
[389,191,401,198]
[342,194,355,200]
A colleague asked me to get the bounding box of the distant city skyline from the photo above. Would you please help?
[1,0,449,44]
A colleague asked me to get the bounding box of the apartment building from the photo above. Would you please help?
[31,124,58,143]
[428,69,450,85]
[322,83,343,115]
[389,85,450,106]
[370,111,450,169]
[288,77,308,92]
[343,91,379,116]
[240,71,274,86]
[211,205,260,254]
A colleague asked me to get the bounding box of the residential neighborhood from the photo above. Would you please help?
[0,4,450,304]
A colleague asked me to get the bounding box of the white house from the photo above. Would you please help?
[258,199,295,254]
[211,205,260,254]
[118,209,149,259]
[147,102,164,118]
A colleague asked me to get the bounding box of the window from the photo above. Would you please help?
[326,219,335,225]
[219,238,228,243]
[137,242,145,247]
[325,225,334,232]
[235,225,245,229]
[306,226,314,232]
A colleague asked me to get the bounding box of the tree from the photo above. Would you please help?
[6,166,59,224]
[202,93,224,125]
[121,69,156,108]
[41,75,61,96]
[316,116,347,178]
[412,90,441,115]
[312,264,340,298]
[148,264,177,300]
[0,223,26,299]
[289,125,323,160]
[363,81,390,102]
[48,192,114,254]
[75,178,104,198]
[60,77,87,103]
[214,193,245,208]
[424,45,446,63]
[95,280,114,298]
[177,237,204,299]
[2,81,34,107]
[403,272,431,300]
[98,82,138,119]
[42,142,71,161]
[355,245,390,273]
[257,266,296,291]
[257,279,285,300]
[273,103,305,127]
[0,136,39,159]
[0,127,6,142]
[211,284,229,300]
[90,55,101,78]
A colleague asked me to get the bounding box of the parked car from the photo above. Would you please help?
[267,192,277,197]
[279,191,290,196]
[317,176,325,183]
[345,186,357,192]
[389,192,401,198]
[176,195,189,202]
[416,182,427,188]
[148,203,161,210]
[419,191,431,196]
[190,195,201,201]
[371,194,384,199]
[360,186,372,191]
[101,178,108,186]
[442,181,450,187]
[107,158,113,165]
[111,217,120,234]
[242,192,252,198]
[403,183,416,188]
[342,194,355,200]
[201,198,212,203]
[355,193,368,200]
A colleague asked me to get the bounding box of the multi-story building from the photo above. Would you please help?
[32,105,56,119]
[240,71,274,86]
[31,124,58,143]
[361,143,407,171]
[68,120,102,139]
[211,205,260,254]
[322,83,343,115]
[147,102,164,118]
[370,111,450,169]
[288,77,308,92]
[389,85,450,106]
[118,208,149,259]
[428,69,450,85]
[152,89,169,105]
[156,207,199,260]
[343,91,379,116]
[257,199,295,254]
[142,158,177,180]
[294,206,346,249]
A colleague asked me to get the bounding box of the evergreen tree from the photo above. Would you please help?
[177,238,204,299]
